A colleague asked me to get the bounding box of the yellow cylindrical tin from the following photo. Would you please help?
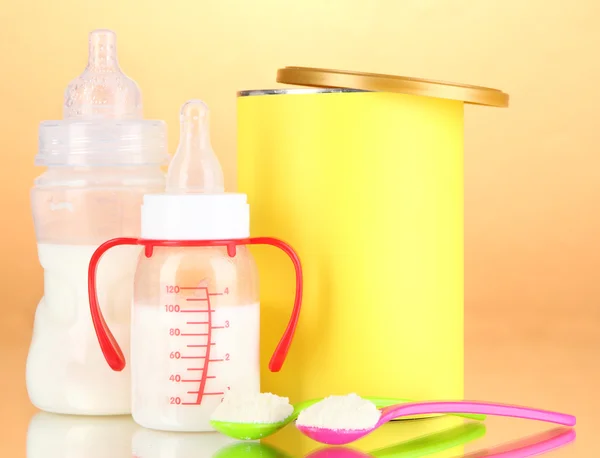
[237,70,507,404]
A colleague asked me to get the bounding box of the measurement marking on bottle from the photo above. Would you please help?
[180,309,216,313]
[179,287,226,295]
[196,289,214,404]
[188,391,224,395]
[167,286,231,407]
[182,377,215,382]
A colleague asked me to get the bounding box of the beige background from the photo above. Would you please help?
[0,0,597,454]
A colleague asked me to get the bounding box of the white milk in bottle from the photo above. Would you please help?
[26,29,168,415]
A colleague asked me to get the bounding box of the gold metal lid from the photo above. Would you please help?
[276,66,509,107]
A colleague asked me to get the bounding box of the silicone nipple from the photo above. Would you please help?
[63,29,142,119]
[166,100,225,193]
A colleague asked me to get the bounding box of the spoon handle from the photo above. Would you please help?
[367,397,486,422]
[379,401,576,426]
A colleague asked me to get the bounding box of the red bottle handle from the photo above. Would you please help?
[88,237,303,373]
[88,237,138,371]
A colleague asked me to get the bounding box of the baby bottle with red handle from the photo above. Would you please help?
[27,30,168,415]
[88,100,303,432]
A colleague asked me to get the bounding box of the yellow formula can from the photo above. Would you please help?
[237,67,508,403]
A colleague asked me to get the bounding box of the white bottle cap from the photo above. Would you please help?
[141,193,249,240]
[141,99,246,240]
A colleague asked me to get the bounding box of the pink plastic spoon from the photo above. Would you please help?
[296,400,576,445]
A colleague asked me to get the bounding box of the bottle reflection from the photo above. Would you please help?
[26,413,263,458]
[26,412,137,458]
[132,427,239,457]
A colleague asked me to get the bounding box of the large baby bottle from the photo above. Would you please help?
[27,30,168,415]
[88,100,303,432]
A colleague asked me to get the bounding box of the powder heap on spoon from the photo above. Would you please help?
[296,393,381,431]
[211,391,294,424]
[210,392,487,441]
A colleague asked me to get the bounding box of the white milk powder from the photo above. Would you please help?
[26,243,141,415]
[296,393,381,431]
[132,303,260,431]
[211,391,294,424]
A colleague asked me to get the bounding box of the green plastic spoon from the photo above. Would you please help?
[210,396,486,441]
